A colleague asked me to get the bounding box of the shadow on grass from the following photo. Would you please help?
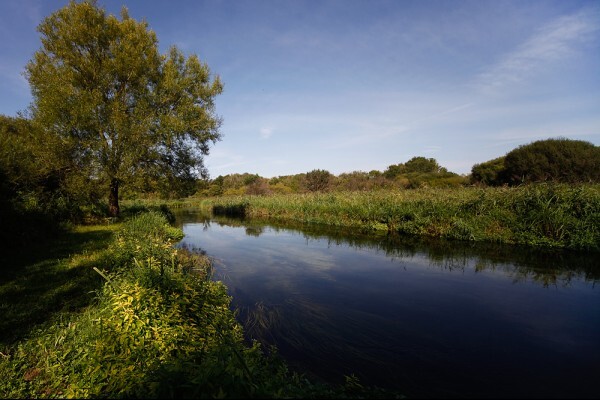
[0,226,116,346]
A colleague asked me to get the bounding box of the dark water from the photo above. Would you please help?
[175,209,600,399]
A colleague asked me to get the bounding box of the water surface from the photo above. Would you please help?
[176,209,600,399]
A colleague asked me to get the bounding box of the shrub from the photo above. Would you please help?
[471,157,505,186]
[304,169,332,192]
[502,138,600,184]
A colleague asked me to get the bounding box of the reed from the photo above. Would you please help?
[206,184,600,251]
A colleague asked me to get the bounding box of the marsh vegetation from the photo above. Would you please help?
[199,184,600,251]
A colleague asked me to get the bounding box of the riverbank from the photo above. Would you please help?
[0,210,399,398]
[195,184,600,251]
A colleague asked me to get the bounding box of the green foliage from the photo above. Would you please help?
[404,156,442,173]
[384,156,443,179]
[501,138,600,184]
[381,157,464,189]
[383,163,406,179]
[0,211,401,398]
[0,114,99,244]
[471,157,505,186]
[473,138,600,186]
[25,1,223,216]
[335,171,392,191]
[206,185,600,251]
[191,157,466,198]
[304,169,333,192]
[0,223,118,346]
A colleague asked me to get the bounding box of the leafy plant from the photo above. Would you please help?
[1,211,402,398]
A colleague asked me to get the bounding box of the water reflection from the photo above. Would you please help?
[175,208,600,399]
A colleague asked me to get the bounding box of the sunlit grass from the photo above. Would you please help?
[203,184,600,251]
[0,211,402,399]
[0,223,120,346]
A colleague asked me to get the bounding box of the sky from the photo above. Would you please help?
[1,0,599,178]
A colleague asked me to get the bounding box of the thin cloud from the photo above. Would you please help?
[259,127,273,139]
[476,7,600,93]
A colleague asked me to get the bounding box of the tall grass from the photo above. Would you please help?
[206,184,600,251]
[0,211,400,398]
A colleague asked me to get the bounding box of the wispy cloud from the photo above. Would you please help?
[476,7,600,93]
[259,127,273,139]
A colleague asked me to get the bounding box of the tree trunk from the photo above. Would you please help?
[108,178,120,217]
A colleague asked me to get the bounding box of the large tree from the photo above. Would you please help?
[26,0,223,216]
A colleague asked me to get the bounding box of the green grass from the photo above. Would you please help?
[0,223,120,346]
[0,211,402,399]
[202,184,600,251]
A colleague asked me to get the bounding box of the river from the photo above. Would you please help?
[175,208,600,399]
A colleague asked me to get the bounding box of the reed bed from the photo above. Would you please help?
[205,184,600,251]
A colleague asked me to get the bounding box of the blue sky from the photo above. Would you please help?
[1,0,599,177]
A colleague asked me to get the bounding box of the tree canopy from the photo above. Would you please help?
[304,169,333,192]
[503,138,600,184]
[26,0,223,216]
[471,138,600,185]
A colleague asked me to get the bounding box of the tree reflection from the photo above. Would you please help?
[175,209,600,288]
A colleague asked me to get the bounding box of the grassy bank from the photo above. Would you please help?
[0,224,120,346]
[202,184,600,251]
[0,211,398,398]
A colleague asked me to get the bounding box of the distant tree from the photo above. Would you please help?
[269,181,293,194]
[207,175,224,196]
[336,171,370,191]
[404,156,441,174]
[243,174,261,186]
[222,174,246,191]
[501,138,600,184]
[383,157,442,179]
[383,163,406,179]
[26,1,222,216]
[304,169,332,192]
[471,157,506,186]
[269,174,304,193]
[246,177,271,195]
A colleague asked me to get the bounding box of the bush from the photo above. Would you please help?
[502,138,600,185]
[471,157,505,186]
[304,169,332,192]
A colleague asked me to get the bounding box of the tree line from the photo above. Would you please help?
[1,0,598,236]
[199,156,467,197]
[194,138,600,197]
